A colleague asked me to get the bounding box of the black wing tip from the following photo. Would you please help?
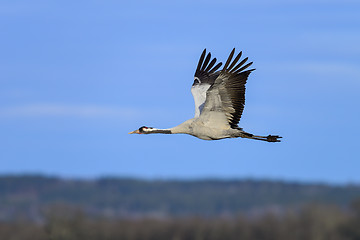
[234,62,255,74]
[223,48,235,71]
[195,48,253,79]
[195,49,223,77]
[200,52,212,71]
[208,62,222,74]
[195,49,207,75]
[221,49,254,74]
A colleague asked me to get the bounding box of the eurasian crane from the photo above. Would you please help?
[129,49,281,142]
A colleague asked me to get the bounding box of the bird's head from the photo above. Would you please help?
[128,126,154,134]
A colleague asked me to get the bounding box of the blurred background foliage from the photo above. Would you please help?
[1,176,360,240]
[1,202,360,240]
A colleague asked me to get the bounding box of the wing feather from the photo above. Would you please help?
[195,49,206,74]
[204,58,217,72]
[199,49,255,128]
[208,62,222,74]
[192,49,222,118]
[201,53,211,71]
[231,57,248,73]
[222,48,235,71]
[228,51,242,71]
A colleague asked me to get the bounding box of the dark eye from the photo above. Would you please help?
[139,126,152,133]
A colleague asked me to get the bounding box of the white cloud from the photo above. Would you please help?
[0,103,139,119]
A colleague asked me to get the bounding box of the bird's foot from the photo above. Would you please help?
[267,135,282,142]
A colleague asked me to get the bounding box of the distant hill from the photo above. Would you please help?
[1,175,360,221]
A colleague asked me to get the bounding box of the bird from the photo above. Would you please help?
[129,48,281,142]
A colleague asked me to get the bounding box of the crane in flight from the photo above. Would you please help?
[129,49,281,142]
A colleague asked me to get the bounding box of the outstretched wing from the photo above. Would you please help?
[191,49,222,118]
[198,48,255,128]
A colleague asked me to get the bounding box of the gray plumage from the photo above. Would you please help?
[129,49,281,142]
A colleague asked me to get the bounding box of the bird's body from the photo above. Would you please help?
[171,119,237,140]
[129,49,281,142]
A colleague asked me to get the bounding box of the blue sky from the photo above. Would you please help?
[1,0,359,183]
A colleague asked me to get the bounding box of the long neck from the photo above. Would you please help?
[146,128,172,134]
[145,120,194,135]
[147,123,192,135]
[164,120,193,134]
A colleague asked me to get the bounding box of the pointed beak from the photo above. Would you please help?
[128,129,140,134]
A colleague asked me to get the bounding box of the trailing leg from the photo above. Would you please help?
[241,132,282,142]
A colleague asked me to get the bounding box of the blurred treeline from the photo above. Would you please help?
[1,200,360,240]
[1,175,360,239]
[2,175,360,220]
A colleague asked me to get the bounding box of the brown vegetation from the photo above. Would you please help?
[1,201,360,240]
